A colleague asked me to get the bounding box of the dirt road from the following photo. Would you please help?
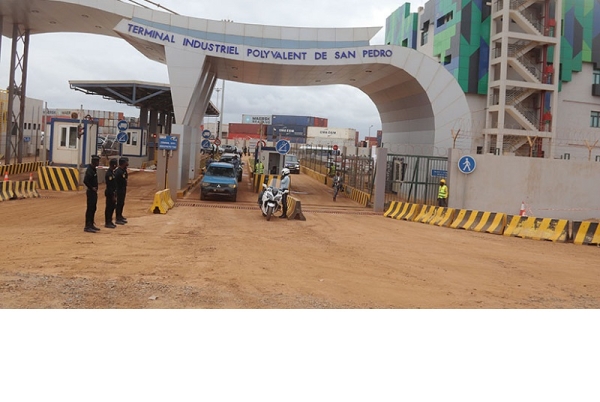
[1,161,599,308]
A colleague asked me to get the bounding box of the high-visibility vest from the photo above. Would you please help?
[438,184,448,199]
[255,162,264,174]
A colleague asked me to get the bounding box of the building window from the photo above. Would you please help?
[591,111,600,128]
[437,11,453,27]
[444,55,452,65]
[421,21,429,46]
[402,38,408,47]
[60,126,78,148]
[594,70,600,85]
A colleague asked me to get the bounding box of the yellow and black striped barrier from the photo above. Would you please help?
[415,206,456,227]
[0,180,15,201]
[572,221,600,246]
[0,180,39,201]
[384,201,421,221]
[503,215,569,242]
[252,174,282,193]
[12,181,40,199]
[450,209,506,235]
[149,188,175,214]
[0,161,48,176]
[344,186,370,207]
[38,166,79,191]
[285,195,306,221]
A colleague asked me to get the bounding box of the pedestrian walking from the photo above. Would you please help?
[114,157,129,225]
[104,158,118,228]
[83,155,101,233]
[437,179,449,207]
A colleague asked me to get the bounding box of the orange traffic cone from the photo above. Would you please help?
[519,201,527,217]
[29,172,34,182]
[3,172,8,182]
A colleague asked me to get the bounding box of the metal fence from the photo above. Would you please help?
[385,154,448,205]
[295,143,375,193]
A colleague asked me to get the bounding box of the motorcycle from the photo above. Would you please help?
[332,177,343,201]
[259,183,288,221]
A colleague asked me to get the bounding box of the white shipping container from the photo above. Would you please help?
[306,126,356,140]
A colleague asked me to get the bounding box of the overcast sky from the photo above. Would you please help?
[0,0,426,138]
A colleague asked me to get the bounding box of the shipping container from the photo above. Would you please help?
[271,115,315,127]
[306,126,357,140]
[267,124,307,140]
[229,123,267,136]
[313,117,328,127]
[242,114,272,125]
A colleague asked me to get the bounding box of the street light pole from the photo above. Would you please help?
[369,124,373,138]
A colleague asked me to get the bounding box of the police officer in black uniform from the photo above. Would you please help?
[104,158,118,228]
[83,155,101,233]
[114,157,129,225]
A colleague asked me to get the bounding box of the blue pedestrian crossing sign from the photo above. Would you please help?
[276,139,291,155]
[458,155,476,174]
[201,139,212,149]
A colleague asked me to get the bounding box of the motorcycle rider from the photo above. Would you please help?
[279,168,291,218]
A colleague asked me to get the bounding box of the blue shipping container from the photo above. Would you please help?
[267,124,307,138]
[272,115,315,126]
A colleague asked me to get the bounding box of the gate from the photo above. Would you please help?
[385,154,448,205]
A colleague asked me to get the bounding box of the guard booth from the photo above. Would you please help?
[48,117,98,166]
[257,147,284,174]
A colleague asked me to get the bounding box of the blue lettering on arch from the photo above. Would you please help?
[335,50,356,59]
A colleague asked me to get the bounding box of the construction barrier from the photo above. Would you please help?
[450,209,506,235]
[384,201,421,221]
[0,180,15,201]
[0,161,48,176]
[285,195,306,221]
[0,180,40,201]
[252,174,282,193]
[300,166,327,184]
[344,186,371,207]
[11,180,40,199]
[572,221,600,246]
[415,205,456,227]
[38,166,79,191]
[149,188,175,214]
[503,215,569,242]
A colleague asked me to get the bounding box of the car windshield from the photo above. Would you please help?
[206,166,235,178]
[286,155,298,163]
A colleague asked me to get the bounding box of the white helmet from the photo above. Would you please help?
[281,168,290,176]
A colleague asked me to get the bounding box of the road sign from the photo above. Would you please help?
[24,136,31,143]
[458,155,476,174]
[201,139,212,149]
[257,140,266,148]
[333,144,338,151]
[117,120,128,132]
[431,169,447,177]
[202,129,211,139]
[117,131,128,144]
[214,138,221,146]
[276,140,291,155]
[158,135,178,151]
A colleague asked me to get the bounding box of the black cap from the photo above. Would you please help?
[118,157,128,165]
[109,158,118,167]
[91,155,100,160]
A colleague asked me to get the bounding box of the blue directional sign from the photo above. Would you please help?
[458,155,476,174]
[117,120,129,132]
[202,129,211,139]
[276,139,291,155]
[24,136,31,143]
[201,139,212,149]
[116,131,129,144]
[431,169,447,177]
[158,135,178,151]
